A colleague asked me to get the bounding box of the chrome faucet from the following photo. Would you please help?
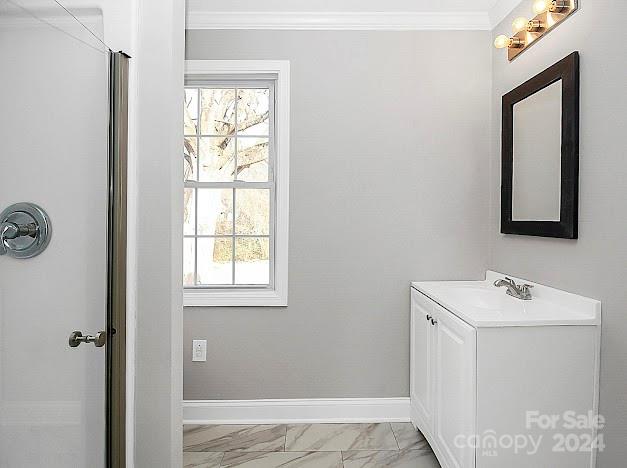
[494,277,533,300]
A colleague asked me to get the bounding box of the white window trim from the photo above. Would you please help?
[184,60,290,307]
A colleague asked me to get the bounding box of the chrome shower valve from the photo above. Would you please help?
[0,203,51,259]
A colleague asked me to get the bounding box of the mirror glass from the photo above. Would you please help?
[512,80,562,221]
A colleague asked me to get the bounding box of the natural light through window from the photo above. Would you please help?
[183,61,289,307]
[184,83,275,288]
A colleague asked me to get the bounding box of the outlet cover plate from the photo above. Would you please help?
[192,340,207,362]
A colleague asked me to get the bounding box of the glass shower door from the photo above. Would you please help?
[0,1,110,466]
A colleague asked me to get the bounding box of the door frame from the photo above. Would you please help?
[107,50,130,468]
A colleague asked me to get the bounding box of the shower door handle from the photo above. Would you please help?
[69,330,106,348]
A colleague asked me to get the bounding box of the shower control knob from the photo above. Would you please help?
[0,203,51,259]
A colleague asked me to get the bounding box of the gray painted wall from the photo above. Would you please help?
[489,1,627,466]
[184,30,491,399]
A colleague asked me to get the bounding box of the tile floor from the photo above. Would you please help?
[183,422,441,467]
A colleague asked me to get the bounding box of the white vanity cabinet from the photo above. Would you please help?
[411,289,476,468]
[410,271,601,468]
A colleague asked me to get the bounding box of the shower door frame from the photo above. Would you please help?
[107,50,129,468]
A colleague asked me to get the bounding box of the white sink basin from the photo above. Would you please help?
[411,271,601,327]
[443,286,505,310]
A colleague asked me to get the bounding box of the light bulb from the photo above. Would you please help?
[533,0,550,14]
[494,35,511,49]
[512,17,529,33]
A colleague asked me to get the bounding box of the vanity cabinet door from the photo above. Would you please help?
[433,304,476,468]
[410,289,435,431]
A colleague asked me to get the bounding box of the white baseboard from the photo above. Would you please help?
[183,398,410,425]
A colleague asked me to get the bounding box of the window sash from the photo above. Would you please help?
[184,79,276,289]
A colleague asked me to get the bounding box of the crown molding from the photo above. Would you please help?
[489,0,523,29]
[185,11,492,31]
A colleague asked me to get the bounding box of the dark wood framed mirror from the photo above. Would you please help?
[501,52,580,239]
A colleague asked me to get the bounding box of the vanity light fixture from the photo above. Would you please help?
[512,17,529,33]
[495,0,578,61]
[494,35,525,49]
[533,0,551,14]
[526,19,544,32]
[494,35,510,49]
[534,0,569,14]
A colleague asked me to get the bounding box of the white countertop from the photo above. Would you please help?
[411,271,601,327]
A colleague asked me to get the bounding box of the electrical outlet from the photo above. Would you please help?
[192,340,207,362]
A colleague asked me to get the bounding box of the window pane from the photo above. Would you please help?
[200,88,236,135]
[184,188,195,235]
[184,88,198,135]
[198,137,235,182]
[236,137,269,182]
[183,238,195,286]
[184,137,197,181]
[235,237,270,285]
[235,188,270,235]
[184,81,277,291]
[237,88,269,136]
[197,188,233,235]
[197,237,233,285]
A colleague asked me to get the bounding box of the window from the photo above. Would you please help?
[183,61,289,306]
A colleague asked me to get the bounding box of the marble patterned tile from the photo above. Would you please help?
[183,425,286,452]
[221,451,343,467]
[390,423,429,450]
[342,449,441,468]
[183,451,223,467]
[285,423,398,452]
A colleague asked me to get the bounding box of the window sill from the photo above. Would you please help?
[183,288,287,307]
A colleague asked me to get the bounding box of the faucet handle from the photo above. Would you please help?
[504,277,517,285]
[520,284,534,300]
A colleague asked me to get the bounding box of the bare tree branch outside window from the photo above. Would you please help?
[183,86,272,286]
